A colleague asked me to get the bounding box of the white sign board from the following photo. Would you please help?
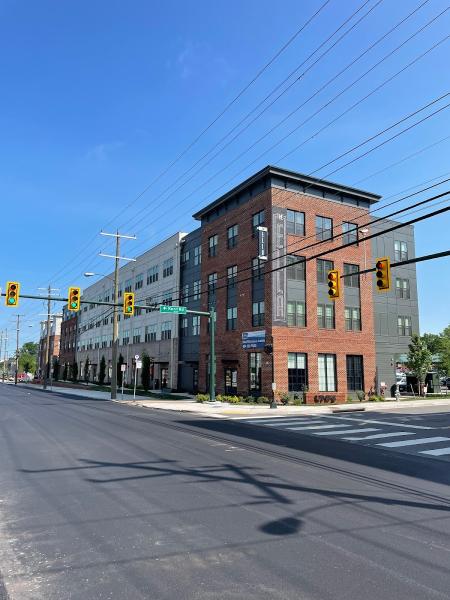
[120,364,126,372]
[134,354,140,360]
[136,361,142,369]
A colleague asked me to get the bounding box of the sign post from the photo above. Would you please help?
[134,355,140,399]
[120,363,126,400]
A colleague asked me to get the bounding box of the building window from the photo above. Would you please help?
[194,245,202,265]
[226,306,237,330]
[318,354,337,392]
[181,249,190,265]
[180,317,188,337]
[347,355,364,391]
[145,324,157,342]
[345,307,361,331]
[124,279,132,293]
[317,259,334,283]
[252,210,265,235]
[135,307,142,316]
[192,316,200,336]
[147,265,158,284]
[208,273,217,306]
[252,257,264,280]
[135,273,143,290]
[161,321,172,340]
[287,301,306,327]
[252,301,265,326]
[342,222,358,245]
[181,284,189,304]
[161,289,173,305]
[394,240,408,262]
[249,353,261,392]
[287,209,305,236]
[193,280,201,300]
[227,224,238,248]
[224,368,237,395]
[317,304,335,329]
[343,263,360,288]
[396,278,410,299]
[288,353,308,392]
[132,328,141,344]
[398,316,412,336]
[163,258,174,278]
[316,216,333,241]
[208,234,218,257]
[122,330,130,345]
[287,255,305,281]
[227,265,237,288]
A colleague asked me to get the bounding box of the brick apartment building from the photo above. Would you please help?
[37,315,62,378]
[177,165,419,402]
[59,306,77,376]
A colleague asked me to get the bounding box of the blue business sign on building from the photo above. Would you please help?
[242,330,266,350]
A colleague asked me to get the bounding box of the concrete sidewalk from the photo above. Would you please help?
[16,383,450,419]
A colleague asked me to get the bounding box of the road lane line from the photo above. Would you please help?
[320,415,433,429]
[377,437,450,448]
[343,432,414,441]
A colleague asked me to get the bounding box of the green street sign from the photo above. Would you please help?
[159,305,187,314]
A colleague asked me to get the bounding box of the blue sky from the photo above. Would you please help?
[1,0,449,354]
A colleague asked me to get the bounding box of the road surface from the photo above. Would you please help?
[1,384,450,599]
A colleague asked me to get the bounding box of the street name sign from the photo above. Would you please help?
[242,330,266,350]
[159,305,187,314]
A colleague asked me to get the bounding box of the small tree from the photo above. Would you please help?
[98,355,106,385]
[118,354,124,387]
[62,363,68,381]
[141,353,151,391]
[406,334,432,396]
[53,358,60,381]
[71,361,78,383]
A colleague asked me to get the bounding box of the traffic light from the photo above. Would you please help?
[327,269,340,300]
[5,281,20,307]
[375,257,391,292]
[68,287,81,311]
[123,292,135,316]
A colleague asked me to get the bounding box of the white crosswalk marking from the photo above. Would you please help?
[286,424,351,431]
[246,418,322,425]
[314,428,379,436]
[419,447,450,456]
[343,432,414,441]
[265,420,324,427]
[377,437,450,448]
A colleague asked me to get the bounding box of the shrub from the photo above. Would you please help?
[216,394,225,403]
[279,392,290,406]
[227,395,241,404]
[244,396,254,403]
[356,390,366,402]
[256,396,270,404]
[292,398,303,406]
[368,395,385,402]
[196,394,210,403]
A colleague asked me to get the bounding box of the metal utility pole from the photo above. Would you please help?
[99,231,136,400]
[3,329,8,381]
[14,314,23,385]
[43,285,52,390]
[209,307,216,402]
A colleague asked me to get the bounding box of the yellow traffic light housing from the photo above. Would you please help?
[68,287,81,312]
[327,269,340,300]
[5,281,20,307]
[375,257,391,291]
[123,292,135,316]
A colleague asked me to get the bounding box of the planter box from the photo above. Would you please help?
[304,392,346,405]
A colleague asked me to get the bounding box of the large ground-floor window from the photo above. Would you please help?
[249,353,261,394]
[288,353,308,392]
[224,368,237,395]
[346,355,364,391]
[318,354,336,392]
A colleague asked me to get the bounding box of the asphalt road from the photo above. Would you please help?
[1,385,450,600]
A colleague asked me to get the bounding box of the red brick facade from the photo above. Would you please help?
[59,315,77,367]
[197,181,377,403]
